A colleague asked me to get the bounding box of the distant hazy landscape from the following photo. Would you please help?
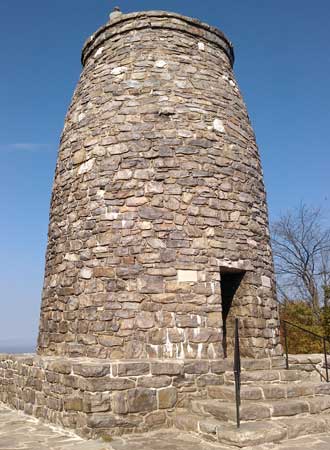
[0,339,36,354]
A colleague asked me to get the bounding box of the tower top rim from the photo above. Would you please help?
[81,10,235,67]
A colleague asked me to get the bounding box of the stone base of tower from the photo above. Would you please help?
[0,353,286,438]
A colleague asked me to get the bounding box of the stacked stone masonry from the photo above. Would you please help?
[37,10,281,360]
[1,353,330,444]
[0,354,242,438]
[1,9,291,444]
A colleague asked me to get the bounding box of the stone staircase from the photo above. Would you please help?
[173,356,330,448]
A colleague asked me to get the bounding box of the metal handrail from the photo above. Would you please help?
[282,319,330,341]
[233,318,241,428]
[281,319,329,382]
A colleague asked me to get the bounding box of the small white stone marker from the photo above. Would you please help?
[261,276,272,288]
[155,60,167,68]
[78,158,95,175]
[111,66,127,75]
[213,118,225,133]
[177,270,198,282]
[198,42,205,51]
[80,268,93,279]
[94,47,104,57]
[64,253,79,262]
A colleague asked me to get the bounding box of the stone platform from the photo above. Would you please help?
[1,353,330,447]
[2,404,330,450]
[0,353,248,438]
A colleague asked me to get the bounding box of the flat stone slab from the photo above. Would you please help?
[0,405,227,450]
[250,434,330,450]
[2,405,330,450]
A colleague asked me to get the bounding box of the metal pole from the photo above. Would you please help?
[283,321,289,370]
[235,376,240,428]
[323,337,329,382]
[234,318,241,428]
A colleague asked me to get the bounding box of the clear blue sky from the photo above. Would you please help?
[0,0,329,348]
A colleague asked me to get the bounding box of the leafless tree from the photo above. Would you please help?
[320,250,330,308]
[271,204,330,314]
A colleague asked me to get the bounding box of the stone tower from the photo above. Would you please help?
[37,9,281,361]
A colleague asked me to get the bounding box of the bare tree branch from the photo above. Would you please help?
[271,204,330,313]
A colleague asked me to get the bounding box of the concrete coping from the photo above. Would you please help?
[81,10,235,67]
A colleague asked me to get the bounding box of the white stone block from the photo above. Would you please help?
[78,158,95,174]
[213,118,225,133]
[64,253,80,262]
[80,268,93,279]
[155,60,167,68]
[177,270,198,282]
[94,47,104,57]
[261,276,272,288]
[111,66,127,75]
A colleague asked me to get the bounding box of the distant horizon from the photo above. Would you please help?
[0,340,36,354]
[0,336,36,344]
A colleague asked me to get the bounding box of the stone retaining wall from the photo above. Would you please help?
[0,353,235,438]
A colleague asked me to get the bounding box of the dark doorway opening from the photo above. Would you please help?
[220,269,245,358]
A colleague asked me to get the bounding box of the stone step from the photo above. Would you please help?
[192,394,330,423]
[214,357,287,373]
[206,415,330,448]
[208,381,330,401]
[224,368,319,384]
[238,357,286,371]
[288,353,330,373]
[173,409,330,448]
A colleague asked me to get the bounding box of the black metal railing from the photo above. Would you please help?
[281,319,330,382]
[233,318,241,428]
